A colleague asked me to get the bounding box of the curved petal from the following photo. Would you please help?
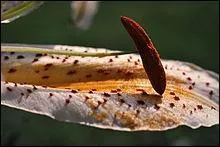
[1,44,219,131]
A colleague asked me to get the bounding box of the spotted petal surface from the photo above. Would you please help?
[1,44,219,131]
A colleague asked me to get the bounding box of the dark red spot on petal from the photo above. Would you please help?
[67,70,76,75]
[142,91,148,96]
[33,85,37,90]
[206,82,210,86]
[62,59,66,63]
[174,96,180,101]
[44,68,49,71]
[135,109,140,117]
[17,55,24,59]
[45,63,53,68]
[97,101,102,106]
[137,100,145,105]
[117,93,122,96]
[4,56,9,60]
[120,99,125,104]
[117,89,121,92]
[20,92,24,96]
[27,89,32,93]
[103,98,107,104]
[165,65,168,69]
[128,104,131,108]
[8,68,17,73]
[104,72,110,75]
[136,88,145,92]
[170,92,175,95]
[10,52,15,55]
[65,99,70,105]
[211,106,216,110]
[117,69,123,73]
[97,69,105,73]
[182,72,186,75]
[111,90,117,93]
[183,104,186,109]
[71,90,78,93]
[190,111,193,115]
[127,59,131,62]
[187,77,192,81]
[74,60,79,65]
[115,55,118,58]
[197,105,203,110]
[6,87,12,91]
[69,95,72,98]
[209,90,213,96]
[35,53,43,57]
[192,82,195,86]
[14,83,17,87]
[188,86,192,90]
[154,104,160,110]
[49,93,53,97]
[92,89,97,91]
[42,76,49,79]
[86,74,92,78]
[85,96,90,101]
[134,61,139,65]
[89,91,93,94]
[109,59,113,62]
[169,103,175,108]
[32,58,38,63]
[103,92,110,97]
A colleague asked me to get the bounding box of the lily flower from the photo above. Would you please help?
[1,43,219,131]
[71,1,99,30]
[1,1,43,24]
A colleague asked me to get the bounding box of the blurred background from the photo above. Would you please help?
[1,1,219,146]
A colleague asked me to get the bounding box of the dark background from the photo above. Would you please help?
[1,1,219,145]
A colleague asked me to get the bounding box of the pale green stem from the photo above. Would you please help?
[1,47,137,57]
